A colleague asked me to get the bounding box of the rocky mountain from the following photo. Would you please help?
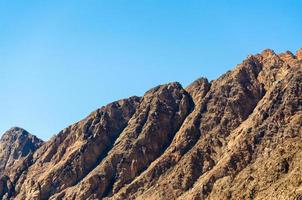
[0,127,43,175]
[0,48,301,200]
[0,127,43,198]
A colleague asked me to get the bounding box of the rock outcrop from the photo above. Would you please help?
[0,127,43,176]
[0,127,43,199]
[0,48,301,200]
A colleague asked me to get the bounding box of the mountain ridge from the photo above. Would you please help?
[0,48,301,200]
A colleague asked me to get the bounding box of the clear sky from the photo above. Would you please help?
[1,0,301,140]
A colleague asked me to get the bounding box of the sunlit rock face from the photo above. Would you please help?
[1,49,302,200]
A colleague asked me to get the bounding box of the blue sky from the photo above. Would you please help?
[1,0,301,140]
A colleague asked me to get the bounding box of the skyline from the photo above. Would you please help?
[1,0,302,140]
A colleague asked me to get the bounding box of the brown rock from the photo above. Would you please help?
[0,127,43,176]
[54,82,193,199]
[0,127,43,199]
[14,96,141,200]
[1,48,301,200]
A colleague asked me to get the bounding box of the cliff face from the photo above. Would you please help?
[0,127,43,199]
[1,48,301,200]
[0,127,43,176]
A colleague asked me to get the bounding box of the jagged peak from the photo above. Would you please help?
[1,127,43,143]
[7,126,27,133]
[1,127,29,139]
[241,54,261,67]
[144,81,183,96]
[185,77,209,92]
[258,48,302,64]
[283,50,295,57]
[279,50,295,59]
[242,48,301,71]
[187,77,209,86]
[297,48,302,60]
[261,48,277,58]
[185,77,210,103]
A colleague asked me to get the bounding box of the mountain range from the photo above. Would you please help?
[0,48,301,200]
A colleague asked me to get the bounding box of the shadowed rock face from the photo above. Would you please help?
[1,49,301,200]
[0,127,43,199]
[0,127,43,176]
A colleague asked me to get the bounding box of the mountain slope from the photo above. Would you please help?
[0,127,43,199]
[1,48,301,200]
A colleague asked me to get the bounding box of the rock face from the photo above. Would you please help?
[0,127,43,199]
[0,127,43,176]
[0,48,301,200]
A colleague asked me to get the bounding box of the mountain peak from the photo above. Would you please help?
[4,127,27,134]
[261,48,276,58]
[0,127,43,177]
[1,127,40,142]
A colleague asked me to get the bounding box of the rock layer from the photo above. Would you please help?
[0,48,301,200]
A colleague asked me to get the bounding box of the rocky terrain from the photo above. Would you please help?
[0,48,301,200]
[0,127,43,198]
